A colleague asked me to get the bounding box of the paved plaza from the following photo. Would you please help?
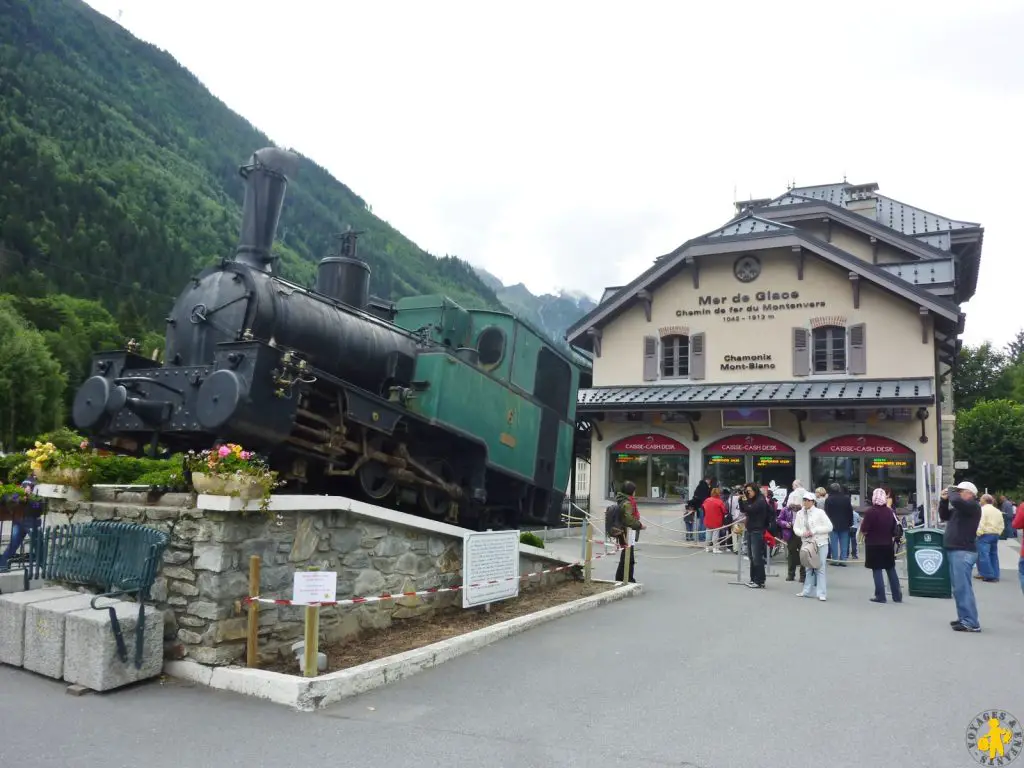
[1,525,1022,768]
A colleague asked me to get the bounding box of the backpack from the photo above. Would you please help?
[605,501,625,538]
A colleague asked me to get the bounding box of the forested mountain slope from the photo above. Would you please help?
[0,0,501,335]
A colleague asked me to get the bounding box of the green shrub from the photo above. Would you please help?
[0,453,29,483]
[520,531,545,549]
[132,467,188,491]
[88,454,185,485]
[34,427,87,452]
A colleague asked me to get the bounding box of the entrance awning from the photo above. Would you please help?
[577,377,934,412]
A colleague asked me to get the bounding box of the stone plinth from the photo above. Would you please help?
[64,601,164,691]
[23,593,97,678]
[0,587,78,666]
[41,490,573,668]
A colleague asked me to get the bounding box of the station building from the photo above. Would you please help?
[566,182,983,510]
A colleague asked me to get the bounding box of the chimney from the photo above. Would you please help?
[234,147,299,272]
[845,182,879,220]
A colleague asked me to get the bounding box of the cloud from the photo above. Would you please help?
[85,0,1024,347]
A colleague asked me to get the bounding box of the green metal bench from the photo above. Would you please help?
[24,521,169,669]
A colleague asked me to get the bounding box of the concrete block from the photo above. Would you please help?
[0,570,26,594]
[63,600,163,691]
[0,587,78,667]
[23,593,97,679]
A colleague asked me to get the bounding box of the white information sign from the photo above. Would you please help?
[292,571,338,605]
[462,530,520,608]
[953,460,969,470]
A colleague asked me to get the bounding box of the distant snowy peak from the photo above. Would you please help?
[470,266,594,342]
[555,287,598,307]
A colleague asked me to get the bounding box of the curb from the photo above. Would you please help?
[165,580,642,711]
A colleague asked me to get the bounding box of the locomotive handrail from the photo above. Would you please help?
[114,376,185,396]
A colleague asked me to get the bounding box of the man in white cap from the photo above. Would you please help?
[939,480,983,632]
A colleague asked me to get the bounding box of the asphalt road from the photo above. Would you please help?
[1,532,1022,768]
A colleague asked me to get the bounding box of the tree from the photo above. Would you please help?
[952,343,1012,412]
[954,399,1024,492]
[0,302,65,450]
[1007,329,1024,367]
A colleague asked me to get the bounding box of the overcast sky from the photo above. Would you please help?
[84,0,1022,348]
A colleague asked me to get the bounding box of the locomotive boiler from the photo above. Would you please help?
[72,147,581,530]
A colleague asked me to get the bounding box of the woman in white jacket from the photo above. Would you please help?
[794,490,834,601]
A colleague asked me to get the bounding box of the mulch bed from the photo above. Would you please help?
[263,580,615,676]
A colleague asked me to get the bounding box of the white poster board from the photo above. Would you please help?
[462,530,520,608]
[292,571,338,605]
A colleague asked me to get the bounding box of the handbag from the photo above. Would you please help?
[798,511,822,570]
[892,512,905,554]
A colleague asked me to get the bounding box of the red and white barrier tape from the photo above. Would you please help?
[242,549,626,608]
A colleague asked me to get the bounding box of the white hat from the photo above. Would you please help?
[802,491,816,501]
[956,481,978,495]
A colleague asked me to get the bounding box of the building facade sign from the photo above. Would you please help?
[721,354,776,371]
[811,435,912,455]
[676,290,827,323]
[610,434,689,454]
[703,435,794,454]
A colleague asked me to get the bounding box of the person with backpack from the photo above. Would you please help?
[794,490,834,601]
[859,487,904,604]
[606,481,645,583]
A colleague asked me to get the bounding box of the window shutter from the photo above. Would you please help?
[848,323,866,375]
[689,333,705,380]
[792,328,809,376]
[642,335,658,381]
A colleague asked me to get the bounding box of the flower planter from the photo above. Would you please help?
[191,472,264,500]
[36,467,87,487]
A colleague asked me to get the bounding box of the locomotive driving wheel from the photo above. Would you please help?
[418,458,457,519]
[357,435,395,501]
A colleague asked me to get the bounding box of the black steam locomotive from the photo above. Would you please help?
[73,148,583,530]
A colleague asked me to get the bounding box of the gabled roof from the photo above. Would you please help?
[565,212,962,344]
[747,185,983,301]
[776,183,980,237]
[705,215,795,239]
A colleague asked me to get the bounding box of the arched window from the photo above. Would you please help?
[812,325,846,373]
[661,334,689,378]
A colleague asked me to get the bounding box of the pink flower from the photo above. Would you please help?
[80,440,89,450]
[217,445,231,458]
[240,451,251,460]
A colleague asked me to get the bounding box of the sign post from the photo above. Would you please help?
[463,530,520,609]
[292,567,337,678]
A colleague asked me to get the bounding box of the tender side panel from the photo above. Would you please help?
[408,352,539,481]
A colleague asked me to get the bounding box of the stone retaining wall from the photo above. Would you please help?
[42,492,572,667]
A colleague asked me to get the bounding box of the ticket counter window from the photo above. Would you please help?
[865,456,915,508]
[609,453,688,500]
[754,455,795,489]
[611,454,649,497]
[811,456,861,495]
[705,455,745,490]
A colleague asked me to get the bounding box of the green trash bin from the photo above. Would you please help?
[905,528,951,598]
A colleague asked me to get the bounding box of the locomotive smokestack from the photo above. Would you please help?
[234,147,299,272]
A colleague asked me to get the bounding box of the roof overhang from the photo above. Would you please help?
[566,229,962,348]
[751,201,954,262]
[577,377,935,412]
